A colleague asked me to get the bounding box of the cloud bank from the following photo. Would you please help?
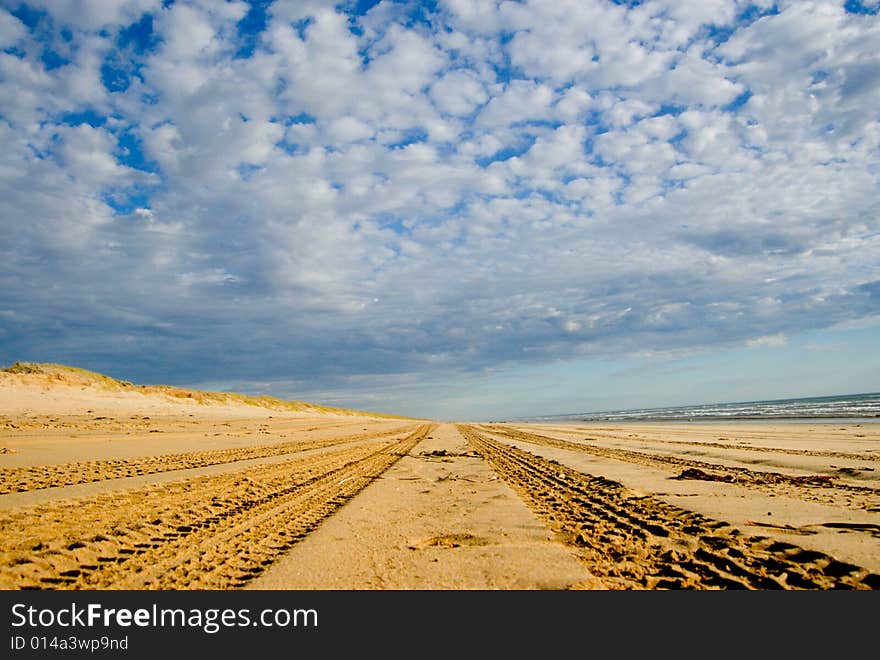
[1,0,878,415]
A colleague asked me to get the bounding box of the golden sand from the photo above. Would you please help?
[1,364,878,589]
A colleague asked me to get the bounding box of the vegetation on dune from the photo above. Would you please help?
[3,361,135,387]
[1,362,414,420]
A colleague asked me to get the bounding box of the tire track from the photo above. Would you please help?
[460,425,880,590]
[0,424,432,589]
[509,425,880,463]
[0,424,417,494]
[481,425,880,511]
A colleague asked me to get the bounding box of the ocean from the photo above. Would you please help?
[525,392,880,423]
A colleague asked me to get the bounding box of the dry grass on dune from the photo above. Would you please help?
[0,362,413,420]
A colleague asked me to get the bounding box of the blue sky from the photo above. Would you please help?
[0,0,878,420]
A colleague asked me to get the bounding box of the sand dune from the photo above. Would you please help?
[1,364,878,589]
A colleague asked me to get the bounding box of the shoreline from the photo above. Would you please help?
[514,416,880,424]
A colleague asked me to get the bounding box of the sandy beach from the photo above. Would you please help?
[1,365,878,590]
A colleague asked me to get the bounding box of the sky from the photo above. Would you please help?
[0,0,878,421]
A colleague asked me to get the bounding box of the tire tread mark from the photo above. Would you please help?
[480,425,879,511]
[459,424,879,590]
[0,425,432,589]
[0,425,417,494]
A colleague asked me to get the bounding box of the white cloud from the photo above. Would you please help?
[440,0,503,35]
[368,26,446,97]
[159,3,221,60]
[477,80,556,127]
[27,0,163,31]
[326,116,374,143]
[55,124,136,186]
[747,333,788,348]
[645,49,744,107]
[0,9,26,47]
[269,9,363,117]
[430,69,488,116]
